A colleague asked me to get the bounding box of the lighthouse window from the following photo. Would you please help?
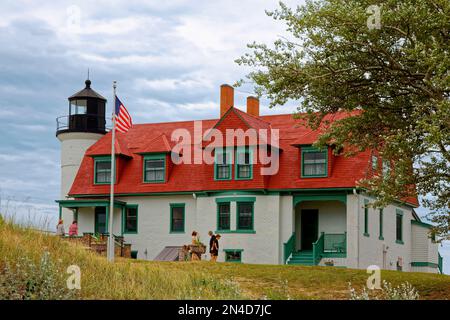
[94,159,112,184]
[70,100,87,115]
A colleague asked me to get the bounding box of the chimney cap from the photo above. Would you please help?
[220,83,234,88]
[247,96,259,100]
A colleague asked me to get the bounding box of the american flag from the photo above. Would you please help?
[114,95,132,133]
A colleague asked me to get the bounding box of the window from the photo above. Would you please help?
[382,159,390,177]
[144,155,165,183]
[224,249,243,263]
[237,202,254,230]
[170,204,185,233]
[364,199,369,236]
[236,147,252,179]
[94,158,112,184]
[396,210,403,244]
[70,99,87,115]
[301,147,327,177]
[94,207,106,234]
[123,205,138,234]
[372,155,378,170]
[215,148,232,180]
[217,203,231,231]
[379,209,384,240]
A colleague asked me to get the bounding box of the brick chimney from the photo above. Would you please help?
[220,84,234,117]
[246,96,260,117]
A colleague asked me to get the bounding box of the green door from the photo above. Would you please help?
[95,207,107,234]
[301,209,318,250]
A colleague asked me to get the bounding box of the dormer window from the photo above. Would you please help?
[214,148,232,180]
[94,157,113,184]
[301,147,328,178]
[143,154,166,183]
[236,147,253,180]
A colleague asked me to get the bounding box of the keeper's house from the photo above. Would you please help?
[55,79,442,273]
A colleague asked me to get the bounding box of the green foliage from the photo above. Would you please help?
[349,280,420,300]
[237,0,450,239]
[0,252,76,300]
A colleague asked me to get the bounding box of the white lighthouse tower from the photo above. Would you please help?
[56,79,107,225]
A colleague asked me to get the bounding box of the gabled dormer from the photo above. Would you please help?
[136,133,175,184]
[85,132,132,185]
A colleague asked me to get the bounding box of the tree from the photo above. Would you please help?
[236,0,449,240]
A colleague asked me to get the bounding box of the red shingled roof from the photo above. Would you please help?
[68,107,419,207]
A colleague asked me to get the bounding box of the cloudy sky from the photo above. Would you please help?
[0,0,447,273]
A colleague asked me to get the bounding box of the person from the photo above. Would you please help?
[208,231,215,260]
[69,220,78,236]
[191,231,198,244]
[56,219,65,236]
[210,234,221,262]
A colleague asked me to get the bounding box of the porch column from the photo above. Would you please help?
[346,193,359,268]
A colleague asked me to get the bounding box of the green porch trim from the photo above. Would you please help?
[300,146,328,178]
[411,220,434,228]
[69,187,356,198]
[169,203,185,233]
[143,153,166,183]
[321,252,347,258]
[411,262,439,268]
[56,199,126,208]
[293,193,347,207]
[58,206,62,219]
[215,196,256,203]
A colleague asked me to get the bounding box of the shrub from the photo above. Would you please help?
[0,251,76,300]
[349,280,420,300]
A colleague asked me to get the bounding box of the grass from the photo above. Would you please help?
[1,218,449,300]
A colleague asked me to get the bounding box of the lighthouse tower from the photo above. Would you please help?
[56,79,107,209]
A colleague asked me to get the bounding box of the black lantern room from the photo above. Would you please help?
[56,79,107,136]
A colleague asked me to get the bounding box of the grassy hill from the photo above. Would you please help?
[1,219,449,300]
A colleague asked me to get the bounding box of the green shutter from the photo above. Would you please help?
[396,209,404,244]
[379,209,384,240]
[364,199,369,237]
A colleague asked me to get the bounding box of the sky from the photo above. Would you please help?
[0,0,448,273]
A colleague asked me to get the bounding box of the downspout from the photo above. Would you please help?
[353,188,360,268]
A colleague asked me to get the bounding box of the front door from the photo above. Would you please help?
[301,209,318,250]
[95,207,107,234]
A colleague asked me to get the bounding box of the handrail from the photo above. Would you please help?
[312,232,325,265]
[283,232,296,264]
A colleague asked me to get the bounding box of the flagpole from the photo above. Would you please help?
[107,81,117,262]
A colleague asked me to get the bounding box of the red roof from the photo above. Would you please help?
[69,106,418,206]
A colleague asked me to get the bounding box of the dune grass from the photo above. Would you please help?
[0,218,449,300]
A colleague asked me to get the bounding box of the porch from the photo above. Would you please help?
[56,199,134,258]
[283,193,348,266]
